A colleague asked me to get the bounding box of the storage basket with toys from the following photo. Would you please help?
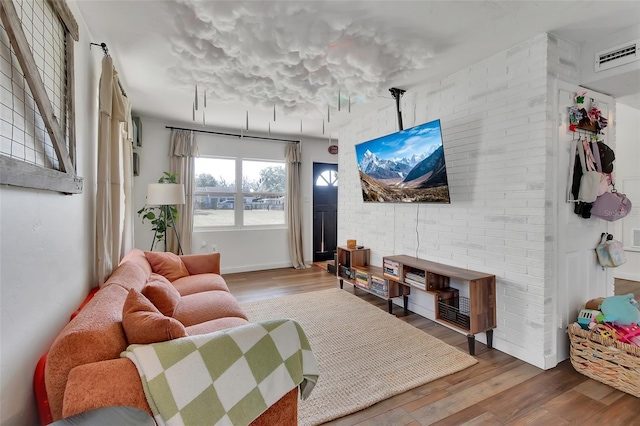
[568,293,640,397]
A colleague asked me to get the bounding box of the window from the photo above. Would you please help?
[242,160,285,226]
[194,157,286,228]
[316,170,338,187]
[194,157,236,226]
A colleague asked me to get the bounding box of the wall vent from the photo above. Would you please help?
[595,39,639,72]
[633,229,640,248]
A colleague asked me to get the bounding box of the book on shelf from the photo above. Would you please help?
[404,277,426,290]
[370,280,388,290]
[383,259,400,277]
[355,281,368,289]
[383,268,398,277]
[405,271,425,282]
[369,286,387,296]
[370,276,387,286]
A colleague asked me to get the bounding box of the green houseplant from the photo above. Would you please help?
[138,172,181,250]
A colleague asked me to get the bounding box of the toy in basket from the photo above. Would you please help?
[611,323,640,345]
[568,294,640,397]
[577,308,601,330]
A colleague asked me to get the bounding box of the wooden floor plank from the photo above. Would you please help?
[533,390,607,424]
[503,407,570,426]
[408,363,542,425]
[572,379,626,405]
[475,361,586,423]
[225,268,640,425]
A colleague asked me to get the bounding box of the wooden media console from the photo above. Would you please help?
[337,247,496,355]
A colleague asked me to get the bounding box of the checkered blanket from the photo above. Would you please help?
[121,319,318,426]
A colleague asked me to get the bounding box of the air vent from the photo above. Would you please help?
[633,229,640,248]
[595,40,639,72]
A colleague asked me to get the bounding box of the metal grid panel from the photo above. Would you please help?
[0,0,67,170]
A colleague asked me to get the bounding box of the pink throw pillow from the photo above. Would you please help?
[122,289,187,344]
[144,251,190,282]
[142,273,181,317]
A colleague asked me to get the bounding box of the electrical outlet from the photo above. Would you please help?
[200,241,207,248]
[211,244,218,252]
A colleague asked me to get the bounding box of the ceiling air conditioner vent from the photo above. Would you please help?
[595,39,639,72]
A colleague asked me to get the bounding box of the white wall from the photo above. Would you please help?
[0,2,100,424]
[133,118,336,273]
[338,34,582,369]
[614,103,640,281]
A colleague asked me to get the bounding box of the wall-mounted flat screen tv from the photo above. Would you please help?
[355,119,450,203]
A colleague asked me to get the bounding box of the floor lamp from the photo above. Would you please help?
[146,183,185,254]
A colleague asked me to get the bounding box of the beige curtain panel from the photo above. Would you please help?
[168,129,199,254]
[96,56,133,285]
[286,143,308,269]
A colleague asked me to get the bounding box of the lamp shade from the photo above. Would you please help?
[146,183,185,206]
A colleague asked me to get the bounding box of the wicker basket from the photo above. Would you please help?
[568,322,640,397]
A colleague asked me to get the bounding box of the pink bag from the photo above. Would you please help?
[591,190,632,222]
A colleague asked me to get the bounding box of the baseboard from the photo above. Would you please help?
[615,271,640,282]
[222,261,302,274]
[399,298,550,369]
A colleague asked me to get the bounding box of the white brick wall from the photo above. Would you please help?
[338,33,581,368]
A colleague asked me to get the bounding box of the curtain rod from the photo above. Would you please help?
[165,126,300,143]
[90,42,127,98]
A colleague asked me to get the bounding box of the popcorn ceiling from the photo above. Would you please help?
[167,0,433,117]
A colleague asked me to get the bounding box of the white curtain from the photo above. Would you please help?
[96,56,133,285]
[286,143,308,269]
[168,130,199,254]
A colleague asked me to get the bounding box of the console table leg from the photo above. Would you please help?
[388,300,393,314]
[403,295,408,312]
[486,329,494,349]
[339,279,343,289]
[467,334,476,356]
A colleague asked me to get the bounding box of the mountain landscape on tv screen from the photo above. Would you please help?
[355,121,451,203]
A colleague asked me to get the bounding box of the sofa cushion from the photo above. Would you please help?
[104,261,149,292]
[63,359,151,419]
[180,252,221,275]
[144,251,190,282]
[173,290,248,327]
[119,248,153,276]
[142,274,181,317]
[122,289,187,344]
[45,285,130,421]
[171,273,230,296]
[185,317,250,336]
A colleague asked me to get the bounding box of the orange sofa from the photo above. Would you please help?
[39,249,297,425]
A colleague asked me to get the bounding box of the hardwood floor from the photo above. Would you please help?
[224,266,640,426]
[615,278,640,298]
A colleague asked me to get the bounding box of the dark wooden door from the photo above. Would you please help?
[313,163,338,262]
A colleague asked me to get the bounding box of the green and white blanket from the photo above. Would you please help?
[121,319,318,426]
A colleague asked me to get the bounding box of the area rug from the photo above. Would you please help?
[240,288,477,425]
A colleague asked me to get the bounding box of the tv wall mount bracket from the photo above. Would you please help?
[389,87,406,130]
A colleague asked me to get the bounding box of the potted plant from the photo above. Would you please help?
[137,172,182,251]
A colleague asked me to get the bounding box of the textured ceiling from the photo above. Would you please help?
[76,1,640,139]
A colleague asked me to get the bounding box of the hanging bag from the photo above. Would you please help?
[595,233,626,267]
[577,138,602,203]
[590,140,610,196]
[591,186,632,221]
[589,139,632,222]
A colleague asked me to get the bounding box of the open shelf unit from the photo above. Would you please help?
[383,254,496,355]
[336,246,409,314]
